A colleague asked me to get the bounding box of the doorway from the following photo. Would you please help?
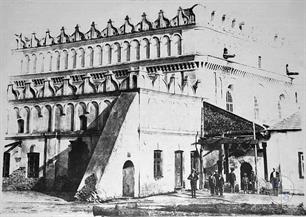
[122,160,135,197]
[175,151,183,189]
[240,162,252,190]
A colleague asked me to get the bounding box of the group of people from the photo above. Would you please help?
[208,171,225,196]
[188,167,279,198]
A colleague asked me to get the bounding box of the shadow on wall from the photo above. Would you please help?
[2,99,116,201]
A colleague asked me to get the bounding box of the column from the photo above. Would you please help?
[262,142,268,181]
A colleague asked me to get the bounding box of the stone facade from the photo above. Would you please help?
[3,4,302,199]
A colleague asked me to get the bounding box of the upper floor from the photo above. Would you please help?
[10,4,296,78]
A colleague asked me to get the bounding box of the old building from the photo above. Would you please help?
[3,4,302,200]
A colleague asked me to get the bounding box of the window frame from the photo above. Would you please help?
[154,150,163,179]
[226,90,233,112]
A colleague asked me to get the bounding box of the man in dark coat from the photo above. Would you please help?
[228,168,236,193]
[188,169,199,198]
[213,170,220,195]
[208,172,216,196]
[270,168,279,196]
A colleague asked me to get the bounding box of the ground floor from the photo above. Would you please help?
[0,190,305,217]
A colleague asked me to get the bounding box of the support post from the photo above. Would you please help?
[253,122,259,194]
[262,142,268,181]
[199,147,203,189]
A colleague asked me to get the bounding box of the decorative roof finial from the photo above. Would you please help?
[142,12,147,18]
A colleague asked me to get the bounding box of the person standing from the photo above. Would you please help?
[214,170,220,196]
[270,168,279,196]
[188,168,199,198]
[250,170,256,194]
[208,172,216,196]
[218,173,225,196]
[228,168,236,193]
[242,173,249,194]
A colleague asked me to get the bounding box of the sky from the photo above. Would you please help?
[0,0,305,139]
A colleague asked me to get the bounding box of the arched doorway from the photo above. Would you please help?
[240,162,252,190]
[122,160,135,197]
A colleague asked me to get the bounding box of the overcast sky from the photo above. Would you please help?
[0,0,305,136]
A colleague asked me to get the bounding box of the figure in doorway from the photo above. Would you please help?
[229,168,236,193]
[188,168,199,198]
[270,168,279,196]
[208,172,216,196]
[242,173,249,194]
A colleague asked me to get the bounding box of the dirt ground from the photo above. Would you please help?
[0,190,304,217]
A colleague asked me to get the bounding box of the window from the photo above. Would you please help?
[79,48,85,67]
[17,119,24,133]
[226,91,233,112]
[71,49,77,69]
[298,152,304,179]
[154,150,162,178]
[79,115,87,130]
[3,152,10,177]
[28,152,39,178]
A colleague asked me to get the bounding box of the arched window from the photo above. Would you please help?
[71,49,77,69]
[172,34,182,56]
[131,40,140,61]
[104,44,112,64]
[79,48,85,68]
[38,53,44,73]
[88,47,94,67]
[123,41,130,62]
[20,59,23,74]
[54,51,60,71]
[25,55,30,73]
[54,104,64,131]
[95,45,102,66]
[161,36,171,57]
[79,115,87,130]
[254,97,259,120]
[152,37,160,58]
[32,54,37,73]
[142,38,150,59]
[17,119,24,133]
[46,52,52,72]
[113,43,121,63]
[226,90,233,112]
[62,50,68,70]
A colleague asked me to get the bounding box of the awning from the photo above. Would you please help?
[202,102,265,137]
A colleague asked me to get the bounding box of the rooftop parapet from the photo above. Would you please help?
[14,4,287,50]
